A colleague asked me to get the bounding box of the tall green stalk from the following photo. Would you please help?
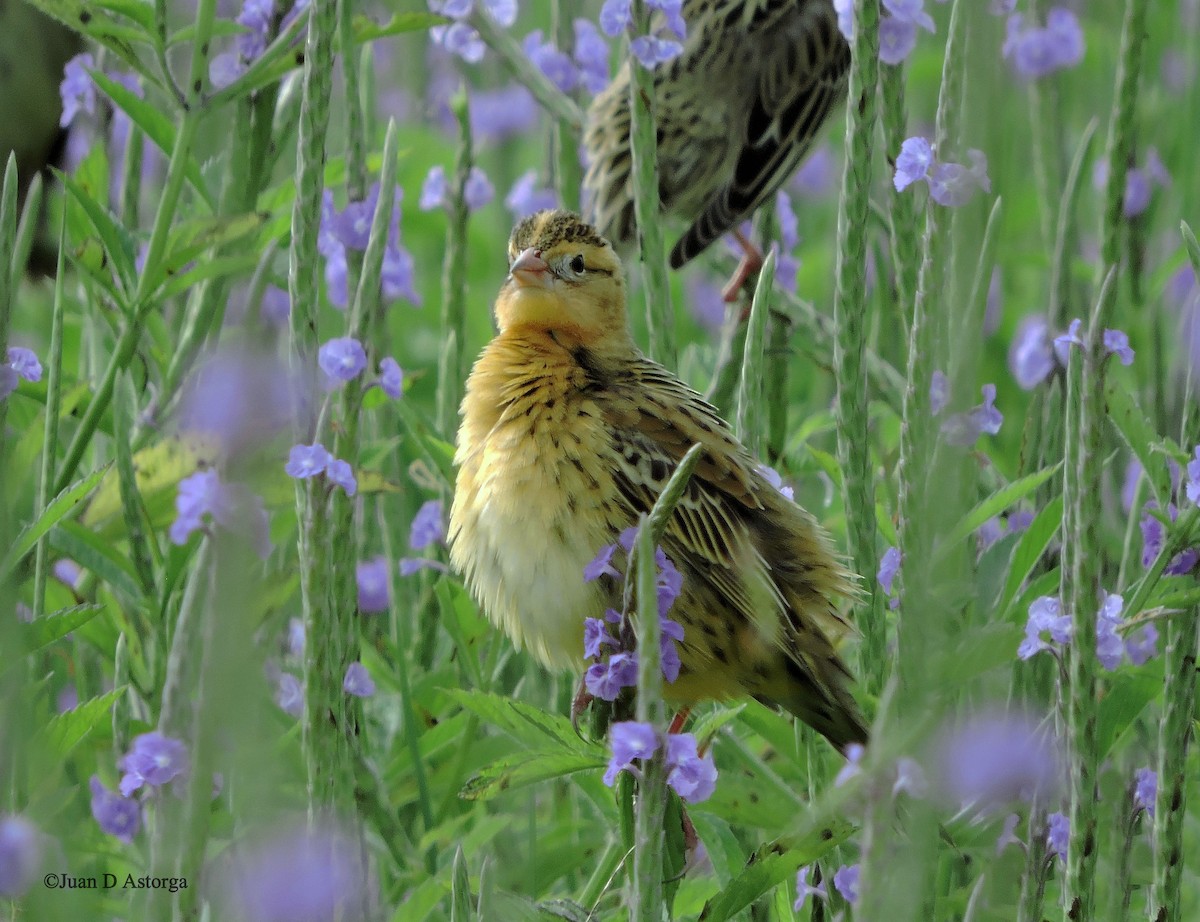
[437,93,472,439]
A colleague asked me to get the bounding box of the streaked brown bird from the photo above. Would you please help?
[582,0,849,294]
[448,210,867,750]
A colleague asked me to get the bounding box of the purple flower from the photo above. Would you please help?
[660,616,684,682]
[603,720,659,785]
[0,367,17,401]
[584,616,619,659]
[794,866,828,910]
[382,241,421,305]
[1004,8,1085,79]
[179,346,308,458]
[1096,592,1126,671]
[89,776,141,843]
[630,35,683,67]
[419,166,447,211]
[1187,446,1200,506]
[655,549,682,615]
[884,0,935,31]
[586,651,640,700]
[169,469,233,545]
[343,662,375,697]
[1018,595,1072,660]
[941,384,1002,445]
[53,558,83,590]
[584,542,621,581]
[1046,812,1069,861]
[211,820,374,922]
[332,188,378,251]
[1134,767,1157,817]
[833,0,853,40]
[600,0,634,35]
[505,170,558,217]
[927,150,990,207]
[398,558,450,576]
[287,618,305,658]
[573,19,610,93]
[932,710,1065,806]
[758,464,795,501]
[877,546,901,595]
[1103,329,1135,365]
[1125,623,1159,666]
[276,673,303,717]
[665,733,717,803]
[378,357,404,399]
[119,731,189,796]
[894,137,934,191]
[776,191,800,251]
[1140,503,1167,568]
[833,864,860,905]
[835,742,865,787]
[410,500,446,550]
[465,167,495,211]
[325,459,357,497]
[285,443,332,479]
[524,30,579,92]
[930,369,949,415]
[60,53,97,127]
[0,816,42,898]
[319,337,368,383]
[879,16,918,64]
[357,556,391,613]
[1010,316,1056,388]
[7,347,42,383]
[995,813,1022,855]
[431,20,485,62]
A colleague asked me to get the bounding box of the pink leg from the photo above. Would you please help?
[721,228,765,303]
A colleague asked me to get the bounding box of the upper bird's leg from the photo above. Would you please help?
[571,678,594,738]
[720,227,765,303]
[667,706,692,735]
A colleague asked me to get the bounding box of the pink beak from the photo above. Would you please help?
[509,247,551,287]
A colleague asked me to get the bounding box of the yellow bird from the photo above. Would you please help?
[448,210,867,750]
[582,0,849,288]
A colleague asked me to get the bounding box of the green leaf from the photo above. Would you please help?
[59,173,138,297]
[1097,662,1163,757]
[444,690,604,758]
[158,254,262,300]
[91,0,154,31]
[18,604,103,654]
[23,0,145,71]
[89,70,215,213]
[699,825,854,921]
[459,748,605,801]
[0,465,111,579]
[50,520,144,600]
[33,689,123,760]
[1105,381,1173,507]
[999,495,1064,614]
[940,464,1062,552]
[352,12,447,41]
[161,212,269,278]
[450,847,471,922]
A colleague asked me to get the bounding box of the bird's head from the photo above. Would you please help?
[494,210,629,348]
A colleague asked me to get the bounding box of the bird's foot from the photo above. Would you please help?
[721,228,765,303]
[667,706,692,735]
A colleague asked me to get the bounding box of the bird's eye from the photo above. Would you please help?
[569,254,586,274]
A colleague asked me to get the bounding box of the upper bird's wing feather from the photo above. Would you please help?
[670,0,851,268]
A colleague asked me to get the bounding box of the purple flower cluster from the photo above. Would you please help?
[319,184,419,309]
[357,556,391,612]
[600,0,686,69]
[399,500,450,576]
[1134,452,1200,576]
[877,546,901,610]
[1046,811,1069,861]
[1094,149,1171,218]
[343,662,375,698]
[774,191,800,292]
[0,347,42,401]
[603,721,717,803]
[90,776,141,843]
[1003,8,1084,79]
[938,383,1004,446]
[505,170,559,218]
[170,470,272,557]
[932,709,1064,807]
[894,137,991,207]
[428,0,516,63]
[211,0,309,87]
[793,862,860,910]
[1134,767,1157,817]
[59,53,98,127]
[1017,592,1158,669]
[977,510,1034,553]
[419,165,495,213]
[0,816,43,898]
[1009,316,1136,389]
[582,528,685,698]
[91,731,191,842]
[284,444,357,497]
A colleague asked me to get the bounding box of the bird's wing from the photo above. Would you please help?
[669,0,851,268]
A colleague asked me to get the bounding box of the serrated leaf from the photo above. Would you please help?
[18,604,103,654]
[699,825,853,921]
[444,689,605,758]
[940,464,1062,552]
[460,748,605,801]
[33,689,123,760]
[1,465,111,579]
